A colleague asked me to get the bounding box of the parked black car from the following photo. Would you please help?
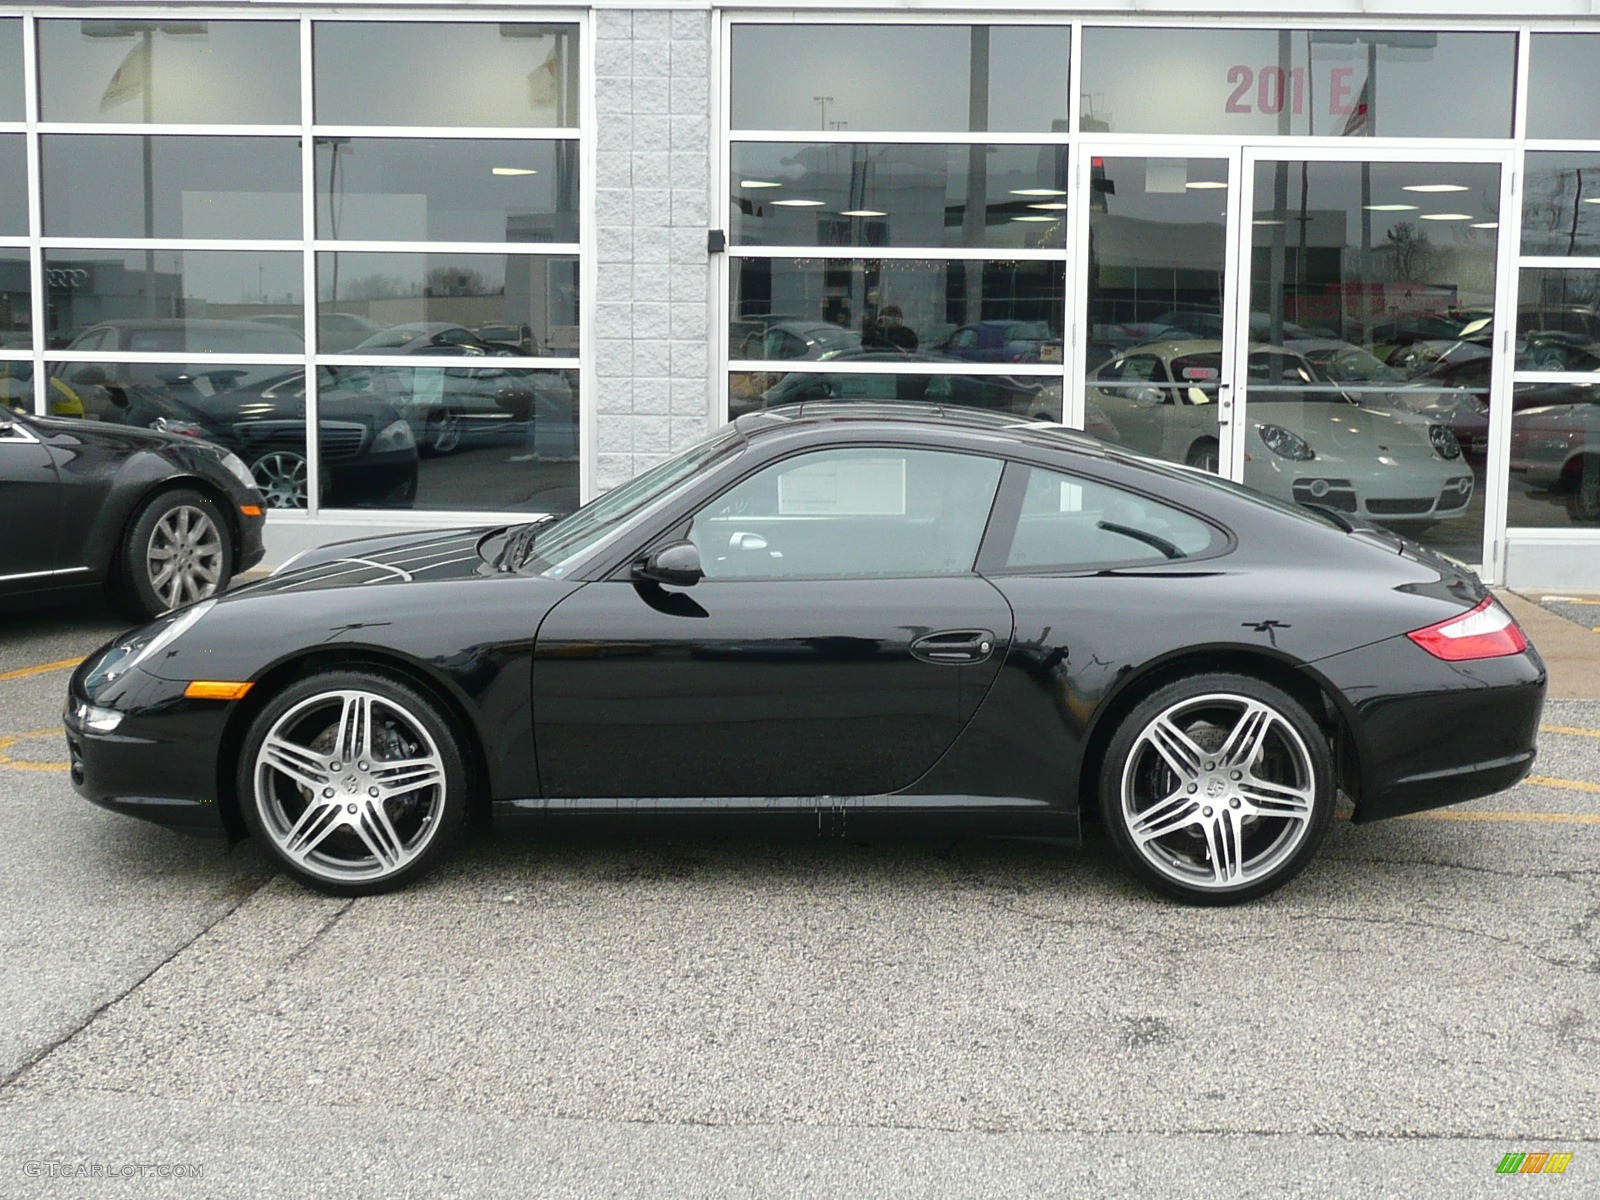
[65,405,1544,904]
[1,407,265,618]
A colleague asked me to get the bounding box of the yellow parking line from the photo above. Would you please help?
[0,729,69,773]
[1542,596,1600,605]
[0,657,83,683]
[1543,725,1600,739]
[1399,810,1600,825]
[1524,774,1600,795]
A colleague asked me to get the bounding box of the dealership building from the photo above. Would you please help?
[4,2,1600,585]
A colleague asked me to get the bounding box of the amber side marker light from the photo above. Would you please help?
[240,505,263,517]
[184,681,255,701]
[1406,598,1528,661]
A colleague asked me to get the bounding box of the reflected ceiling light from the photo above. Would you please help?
[1254,219,1285,226]
[1583,197,1600,205]
[492,167,537,176]
[740,179,782,189]
[1472,221,1499,229]
[1364,203,1418,211]
[1186,181,1228,190]
[839,209,886,217]
[1027,202,1069,211]
[1420,213,1474,221]
[772,199,825,207]
[1010,188,1067,197]
[1012,215,1057,222]
[1403,184,1470,193]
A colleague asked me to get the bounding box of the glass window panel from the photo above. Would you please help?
[316,139,578,243]
[1080,28,1513,139]
[1522,155,1600,258]
[0,135,26,236]
[730,144,1067,250]
[318,365,578,513]
[0,19,22,121]
[1,248,30,350]
[730,25,1070,133]
[41,135,302,239]
[1243,158,1497,563]
[43,250,305,352]
[1518,270,1600,348]
[730,370,1064,423]
[316,253,578,356]
[688,447,1003,579]
[731,258,1064,366]
[1510,383,1600,529]
[1527,36,1600,141]
[1,361,37,414]
[1003,465,1219,571]
[314,23,578,128]
[38,20,299,124]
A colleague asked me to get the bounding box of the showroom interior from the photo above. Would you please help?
[4,4,1600,586]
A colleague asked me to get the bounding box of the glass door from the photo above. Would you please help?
[1071,148,1247,476]
[1236,148,1514,569]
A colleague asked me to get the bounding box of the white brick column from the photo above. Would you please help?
[593,8,714,492]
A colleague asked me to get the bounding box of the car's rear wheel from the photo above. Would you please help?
[1099,674,1335,904]
[238,671,469,896]
[1566,456,1600,523]
[116,488,234,619]
[1186,439,1220,473]
[422,408,462,456]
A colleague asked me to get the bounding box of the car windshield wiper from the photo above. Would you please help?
[490,518,551,573]
[1096,520,1181,560]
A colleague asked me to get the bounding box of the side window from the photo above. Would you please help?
[1000,465,1220,571]
[687,447,1003,581]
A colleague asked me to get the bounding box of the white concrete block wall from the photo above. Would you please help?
[593,8,714,493]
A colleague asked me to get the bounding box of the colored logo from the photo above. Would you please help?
[1497,1152,1572,1175]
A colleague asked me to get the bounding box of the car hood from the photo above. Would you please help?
[1252,401,1439,460]
[232,528,498,598]
[29,411,201,453]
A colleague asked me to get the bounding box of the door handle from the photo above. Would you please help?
[1217,382,1234,426]
[911,629,996,665]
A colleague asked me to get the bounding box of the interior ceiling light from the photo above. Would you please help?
[839,209,886,217]
[1365,204,1418,211]
[772,199,825,207]
[1472,221,1499,229]
[1185,181,1228,190]
[1012,215,1057,222]
[1254,219,1285,226]
[492,167,537,176]
[1010,188,1067,197]
[1420,213,1474,221]
[741,180,782,189]
[1583,197,1600,205]
[1403,184,1470,193]
[1027,202,1069,211]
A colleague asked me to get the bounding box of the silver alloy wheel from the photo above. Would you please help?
[253,689,448,884]
[428,409,463,454]
[145,504,224,610]
[251,450,308,509]
[1119,692,1317,891]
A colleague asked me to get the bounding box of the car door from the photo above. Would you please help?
[0,413,63,591]
[532,444,1016,801]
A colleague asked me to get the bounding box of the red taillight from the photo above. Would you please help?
[1406,597,1528,661]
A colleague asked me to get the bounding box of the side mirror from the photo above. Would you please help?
[634,540,703,588]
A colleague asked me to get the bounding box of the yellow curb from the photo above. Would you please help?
[0,657,83,683]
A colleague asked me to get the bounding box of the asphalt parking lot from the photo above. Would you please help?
[0,601,1597,1198]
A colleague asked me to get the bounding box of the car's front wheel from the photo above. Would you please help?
[116,488,234,619]
[237,671,470,895]
[422,408,462,456]
[1099,674,1335,904]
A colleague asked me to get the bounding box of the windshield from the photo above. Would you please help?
[527,427,744,577]
[1304,346,1406,384]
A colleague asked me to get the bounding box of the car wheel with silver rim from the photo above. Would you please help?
[1098,673,1335,904]
[238,671,470,895]
[422,408,463,456]
[116,488,235,620]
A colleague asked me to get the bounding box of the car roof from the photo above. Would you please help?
[735,401,1109,457]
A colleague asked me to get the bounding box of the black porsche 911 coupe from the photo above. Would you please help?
[64,404,1546,904]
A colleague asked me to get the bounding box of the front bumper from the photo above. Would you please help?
[64,659,233,837]
[1315,634,1547,822]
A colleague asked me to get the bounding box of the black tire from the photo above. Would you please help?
[1185,439,1220,473]
[420,408,463,457]
[114,487,234,620]
[1566,457,1600,523]
[1098,673,1335,905]
[237,670,470,896]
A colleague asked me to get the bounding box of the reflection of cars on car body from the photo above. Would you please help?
[1,406,264,618]
[1088,340,1474,524]
[65,404,1545,907]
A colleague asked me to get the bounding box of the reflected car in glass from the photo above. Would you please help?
[1511,392,1600,522]
[65,405,1544,906]
[936,320,1062,364]
[350,323,515,358]
[1088,341,1475,525]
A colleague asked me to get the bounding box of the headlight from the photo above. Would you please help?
[1257,423,1315,461]
[1429,424,1462,460]
[215,450,259,491]
[74,702,124,733]
[80,599,217,697]
[372,418,416,453]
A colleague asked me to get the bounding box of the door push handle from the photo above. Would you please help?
[1217,383,1234,426]
[911,629,996,665]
